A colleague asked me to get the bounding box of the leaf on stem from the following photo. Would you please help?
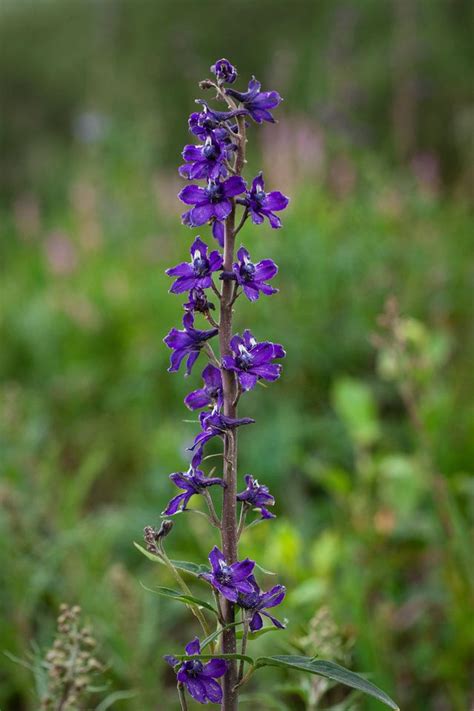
[254,656,399,710]
[139,583,218,615]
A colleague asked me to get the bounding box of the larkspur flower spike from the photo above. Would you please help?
[149,56,396,711]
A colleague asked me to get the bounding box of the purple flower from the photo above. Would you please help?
[200,546,255,602]
[188,408,255,467]
[222,329,286,391]
[179,135,235,181]
[211,58,238,85]
[180,176,246,227]
[162,466,225,515]
[188,100,247,140]
[163,313,218,376]
[166,237,223,294]
[184,363,223,411]
[165,637,227,705]
[240,172,289,228]
[237,576,286,631]
[237,474,276,519]
[226,77,282,124]
[183,287,215,314]
[233,247,278,301]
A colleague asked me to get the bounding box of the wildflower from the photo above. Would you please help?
[211,58,238,84]
[166,236,222,294]
[179,176,247,227]
[237,474,276,519]
[200,546,255,602]
[222,329,285,391]
[237,576,286,630]
[163,313,218,375]
[188,408,255,467]
[162,467,225,515]
[183,287,215,315]
[179,135,235,181]
[240,172,289,228]
[184,363,223,410]
[165,637,227,705]
[226,77,282,123]
[233,246,278,301]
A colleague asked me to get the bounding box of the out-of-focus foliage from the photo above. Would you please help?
[0,1,473,710]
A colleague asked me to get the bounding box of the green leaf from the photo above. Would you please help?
[255,657,399,710]
[171,559,210,576]
[177,652,254,665]
[200,622,243,650]
[236,625,285,641]
[139,584,218,614]
[254,562,276,576]
[133,542,162,562]
[133,543,210,576]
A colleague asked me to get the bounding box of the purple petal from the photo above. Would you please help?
[267,211,282,228]
[208,250,224,272]
[249,611,264,631]
[185,350,200,376]
[251,363,282,381]
[202,363,222,388]
[249,208,264,225]
[166,262,194,278]
[208,546,225,571]
[236,246,250,262]
[164,655,179,667]
[179,185,206,205]
[239,371,258,390]
[261,611,286,628]
[249,343,274,366]
[230,334,244,352]
[185,677,207,704]
[202,659,227,678]
[231,558,255,581]
[242,283,261,302]
[185,637,201,656]
[212,220,224,247]
[261,585,286,608]
[201,677,223,703]
[190,236,208,257]
[162,492,188,515]
[254,259,278,280]
[168,348,187,373]
[259,283,278,296]
[182,145,203,161]
[184,388,211,410]
[189,203,214,226]
[272,344,286,359]
[213,199,232,221]
[265,191,289,212]
[170,276,200,294]
[214,581,239,602]
[222,176,246,197]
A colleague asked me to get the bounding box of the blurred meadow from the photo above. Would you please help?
[1,0,473,709]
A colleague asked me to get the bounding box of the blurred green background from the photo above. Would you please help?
[1,0,473,709]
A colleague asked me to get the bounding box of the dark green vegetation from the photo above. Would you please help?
[1,1,472,709]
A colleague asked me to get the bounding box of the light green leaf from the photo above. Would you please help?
[255,656,399,710]
[139,584,218,614]
[236,625,286,641]
[133,543,210,576]
[200,622,243,650]
[177,652,254,665]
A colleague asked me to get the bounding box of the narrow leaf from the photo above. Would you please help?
[236,625,284,641]
[255,656,399,710]
[133,543,210,576]
[139,584,218,614]
[201,621,243,650]
[177,652,254,666]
